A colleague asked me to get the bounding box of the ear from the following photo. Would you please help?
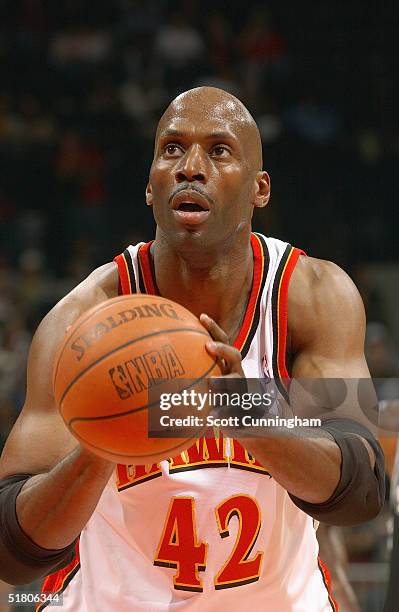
[253,171,271,209]
[145,183,153,206]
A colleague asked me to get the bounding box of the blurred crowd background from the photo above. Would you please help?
[0,1,398,610]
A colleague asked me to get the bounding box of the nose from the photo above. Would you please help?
[175,144,207,183]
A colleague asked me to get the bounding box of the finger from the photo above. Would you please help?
[200,314,229,344]
[219,358,229,376]
[206,341,242,364]
[206,341,243,375]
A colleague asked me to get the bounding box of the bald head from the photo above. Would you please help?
[156,87,263,170]
[148,86,271,245]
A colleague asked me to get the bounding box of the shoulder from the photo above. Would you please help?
[50,261,119,323]
[37,261,119,343]
[288,255,365,350]
[289,255,363,308]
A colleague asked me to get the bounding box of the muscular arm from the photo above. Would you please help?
[0,262,119,581]
[205,256,384,520]
[245,257,375,503]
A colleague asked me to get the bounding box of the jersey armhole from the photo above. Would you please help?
[272,246,305,398]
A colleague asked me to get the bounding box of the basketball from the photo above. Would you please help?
[53,294,221,464]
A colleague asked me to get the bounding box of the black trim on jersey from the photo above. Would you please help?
[239,233,269,360]
[37,563,81,611]
[227,462,271,477]
[169,462,228,474]
[137,243,163,295]
[118,470,163,492]
[135,250,146,294]
[148,245,161,295]
[123,248,137,293]
[271,244,293,403]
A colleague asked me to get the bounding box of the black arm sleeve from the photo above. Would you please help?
[0,474,77,585]
[288,419,385,526]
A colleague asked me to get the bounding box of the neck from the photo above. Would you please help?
[152,230,254,342]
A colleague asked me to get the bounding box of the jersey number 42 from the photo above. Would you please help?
[154,494,264,591]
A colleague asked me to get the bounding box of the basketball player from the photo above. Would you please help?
[0,87,384,611]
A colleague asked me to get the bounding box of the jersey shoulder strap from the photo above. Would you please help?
[114,241,155,295]
[258,236,304,399]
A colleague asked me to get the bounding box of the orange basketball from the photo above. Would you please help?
[53,295,221,464]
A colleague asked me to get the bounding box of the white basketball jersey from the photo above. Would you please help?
[38,234,337,612]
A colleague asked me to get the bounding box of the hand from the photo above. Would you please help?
[199,313,249,436]
[199,313,245,379]
[199,314,285,446]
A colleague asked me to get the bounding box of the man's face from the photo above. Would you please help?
[146,101,266,250]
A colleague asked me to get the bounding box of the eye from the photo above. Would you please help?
[163,143,183,157]
[211,145,230,158]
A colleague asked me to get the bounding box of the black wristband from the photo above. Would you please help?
[0,474,77,585]
[289,419,385,526]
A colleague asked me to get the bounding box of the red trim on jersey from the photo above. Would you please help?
[318,556,339,611]
[36,540,80,611]
[114,253,132,294]
[138,241,157,295]
[276,247,304,381]
[234,233,264,351]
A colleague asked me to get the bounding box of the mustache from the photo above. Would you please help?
[168,184,214,206]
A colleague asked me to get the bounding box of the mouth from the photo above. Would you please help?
[177,202,206,212]
[171,190,211,226]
